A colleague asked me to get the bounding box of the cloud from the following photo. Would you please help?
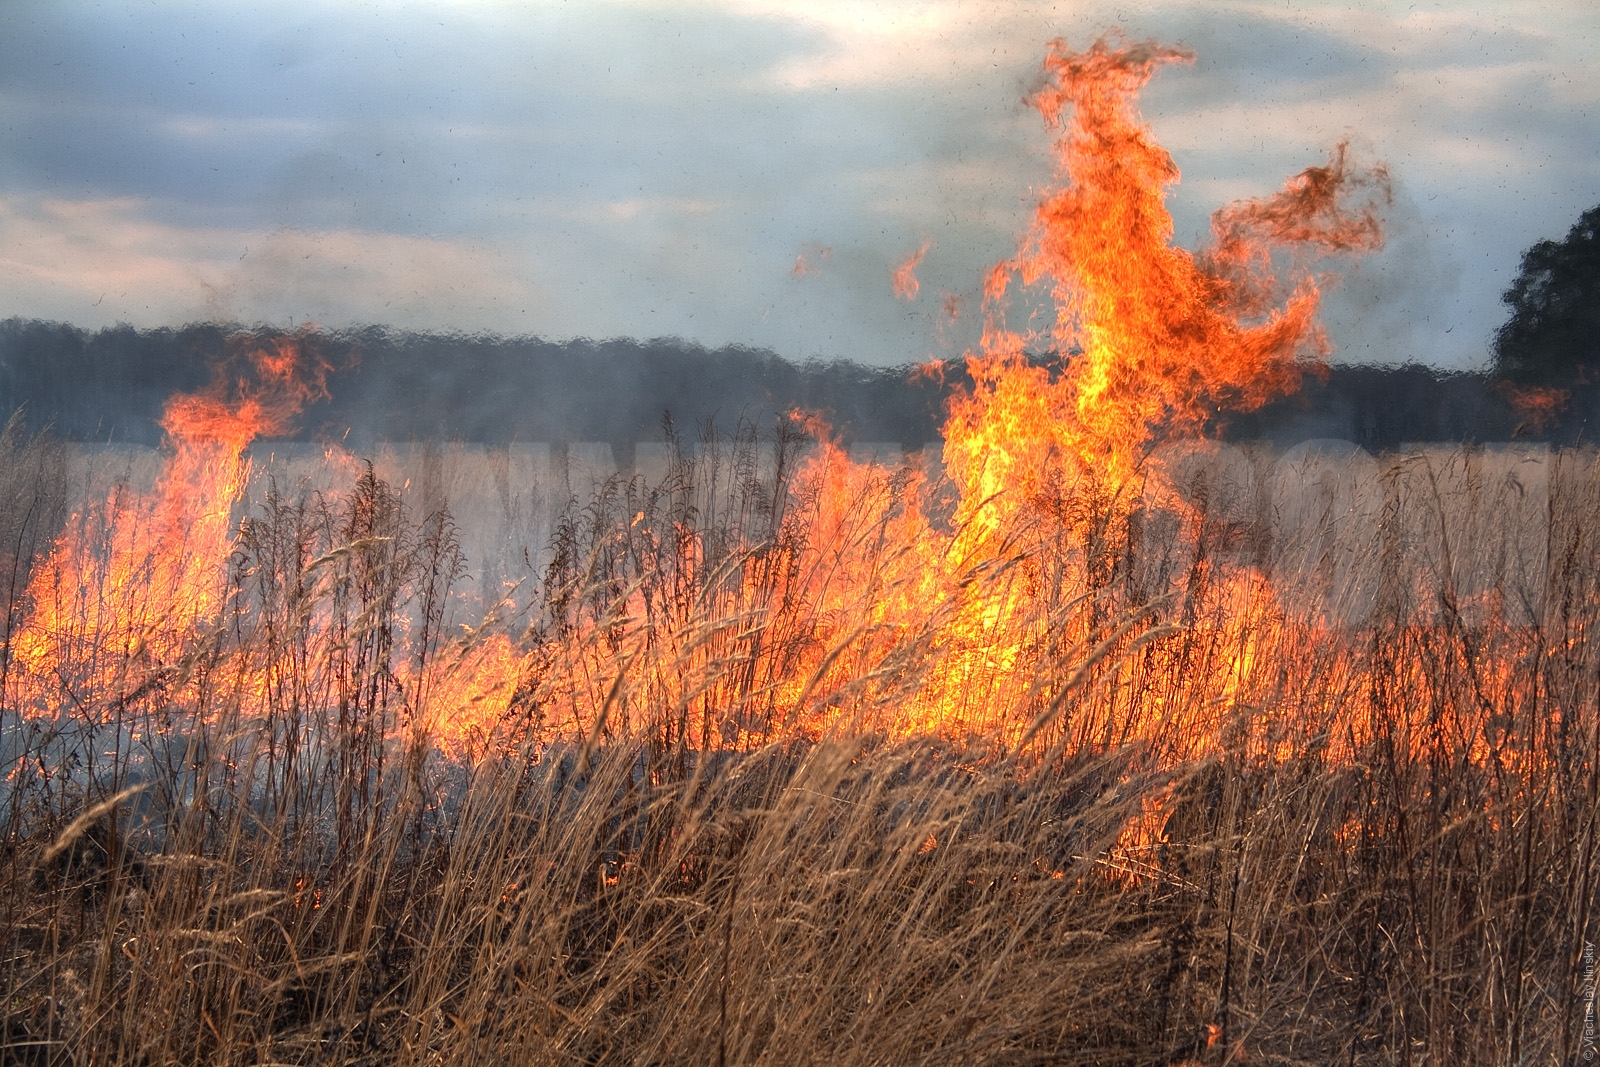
[0,194,539,330]
[0,0,1595,372]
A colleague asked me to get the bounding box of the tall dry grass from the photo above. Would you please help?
[1,423,1597,1065]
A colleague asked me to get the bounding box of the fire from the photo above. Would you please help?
[10,337,328,710]
[1500,381,1569,433]
[892,240,932,300]
[792,242,831,278]
[5,35,1591,1063]
[947,36,1388,546]
[4,32,1396,771]
[753,32,1390,743]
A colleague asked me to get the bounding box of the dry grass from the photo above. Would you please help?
[2,423,1597,1065]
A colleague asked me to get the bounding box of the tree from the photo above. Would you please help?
[1494,204,1600,388]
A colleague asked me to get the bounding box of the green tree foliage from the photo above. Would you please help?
[1494,204,1600,387]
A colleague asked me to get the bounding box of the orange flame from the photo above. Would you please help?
[12,336,328,704]
[944,34,1388,549]
[418,32,1393,752]
[792,243,832,278]
[892,240,932,300]
[1500,382,1569,433]
[6,33,1399,778]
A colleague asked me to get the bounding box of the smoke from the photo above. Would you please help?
[1316,172,1472,368]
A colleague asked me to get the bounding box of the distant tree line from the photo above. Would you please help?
[1,315,1593,454]
[0,321,958,452]
[1221,364,1545,450]
[5,201,1597,453]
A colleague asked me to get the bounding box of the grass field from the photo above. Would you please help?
[2,417,1596,1066]
[4,31,1593,1066]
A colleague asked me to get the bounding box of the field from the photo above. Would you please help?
[1,420,1597,1066]
[4,34,1596,1066]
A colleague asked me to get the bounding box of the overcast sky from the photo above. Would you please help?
[1,0,1595,369]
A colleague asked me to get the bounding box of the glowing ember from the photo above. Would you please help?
[1501,381,1569,433]
[792,243,831,278]
[892,240,932,300]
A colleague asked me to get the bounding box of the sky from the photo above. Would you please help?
[0,0,1595,370]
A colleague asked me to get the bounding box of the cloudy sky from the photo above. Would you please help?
[1,0,1595,369]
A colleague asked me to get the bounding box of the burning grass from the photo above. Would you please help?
[2,31,1597,1066]
[2,425,1597,1065]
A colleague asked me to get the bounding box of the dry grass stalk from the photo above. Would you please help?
[0,423,1595,1065]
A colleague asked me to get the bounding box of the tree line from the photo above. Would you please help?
[0,316,1585,453]
[2,200,1595,452]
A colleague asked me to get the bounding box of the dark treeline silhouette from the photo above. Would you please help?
[1222,363,1555,449]
[0,319,955,452]
[1,317,1590,452]
[1494,203,1600,390]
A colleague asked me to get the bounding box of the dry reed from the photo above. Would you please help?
[1,423,1596,1066]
